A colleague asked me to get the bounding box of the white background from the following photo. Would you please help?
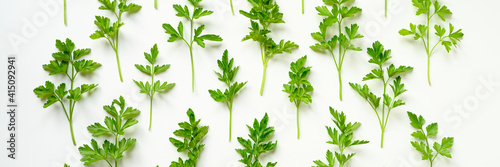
[1,0,500,166]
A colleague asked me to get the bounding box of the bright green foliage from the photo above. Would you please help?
[79,96,140,167]
[240,0,299,95]
[283,56,313,139]
[169,109,209,167]
[407,112,454,167]
[134,44,175,131]
[33,38,100,146]
[313,107,369,167]
[162,0,223,92]
[399,0,463,86]
[349,41,412,148]
[236,113,277,167]
[311,0,362,101]
[91,0,142,82]
[64,164,70,167]
[209,50,247,142]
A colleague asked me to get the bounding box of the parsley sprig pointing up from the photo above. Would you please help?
[399,0,464,85]
[34,38,101,145]
[163,0,223,92]
[134,44,175,131]
[209,50,247,142]
[240,0,299,95]
[236,113,277,167]
[90,0,142,82]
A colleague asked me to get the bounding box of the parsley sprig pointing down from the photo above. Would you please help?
[311,0,362,101]
[134,44,175,131]
[399,0,463,85]
[163,0,223,92]
[283,56,313,139]
[78,96,140,167]
[90,0,142,82]
[240,0,299,95]
[407,111,454,167]
[34,38,101,145]
[209,50,247,142]
[349,41,412,148]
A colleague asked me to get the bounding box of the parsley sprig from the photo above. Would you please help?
[78,96,140,167]
[313,107,369,167]
[34,38,101,145]
[283,56,313,139]
[311,0,362,101]
[407,112,454,167]
[236,113,277,167]
[240,0,299,95]
[399,0,463,85]
[134,44,175,131]
[90,0,142,82]
[349,41,413,148]
[209,50,247,142]
[169,108,209,166]
[163,0,223,92]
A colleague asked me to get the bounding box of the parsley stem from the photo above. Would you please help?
[296,104,300,139]
[427,54,431,86]
[385,0,387,17]
[69,120,76,145]
[148,95,153,131]
[64,0,67,25]
[302,0,304,14]
[154,0,158,9]
[189,46,195,92]
[260,63,267,95]
[380,127,385,148]
[114,48,124,82]
[230,0,234,15]
[229,104,233,142]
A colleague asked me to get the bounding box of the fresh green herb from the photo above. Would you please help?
[208,50,247,142]
[313,107,369,167]
[399,0,463,85]
[64,164,70,167]
[33,38,100,146]
[283,56,313,139]
[78,96,140,167]
[240,0,299,95]
[169,108,209,166]
[163,0,223,92]
[407,111,454,167]
[310,0,362,101]
[90,0,142,82]
[236,113,277,167]
[134,44,175,131]
[349,41,413,148]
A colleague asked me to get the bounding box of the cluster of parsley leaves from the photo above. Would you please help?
[236,113,278,167]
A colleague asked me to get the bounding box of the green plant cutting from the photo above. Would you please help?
[163,0,223,92]
[134,44,175,131]
[236,113,277,167]
[283,56,313,139]
[349,41,413,148]
[313,107,369,167]
[240,0,299,95]
[311,0,362,101]
[209,50,247,142]
[79,96,140,167]
[399,0,463,85]
[169,108,209,166]
[90,0,141,82]
[34,38,101,146]
[407,111,454,167]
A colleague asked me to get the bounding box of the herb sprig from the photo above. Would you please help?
[407,111,454,167]
[311,0,362,101]
[240,0,299,95]
[90,0,142,82]
[78,96,140,167]
[169,108,209,166]
[209,50,247,142]
[134,44,175,131]
[163,0,223,92]
[236,113,277,167]
[399,0,463,85]
[283,56,313,139]
[34,38,101,145]
[313,107,369,167]
[349,41,412,148]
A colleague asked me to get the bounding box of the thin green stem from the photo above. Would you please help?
[296,104,300,139]
[385,0,387,17]
[427,54,431,86]
[69,120,76,145]
[154,0,158,9]
[302,0,304,14]
[63,0,67,25]
[189,19,195,92]
[115,134,118,167]
[260,62,267,96]
[426,11,431,86]
[380,128,385,148]
[338,68,343,101]
[228,102,233,142]
[148,96,153,131]
[230,0,234,15]
[114,48,123,82]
